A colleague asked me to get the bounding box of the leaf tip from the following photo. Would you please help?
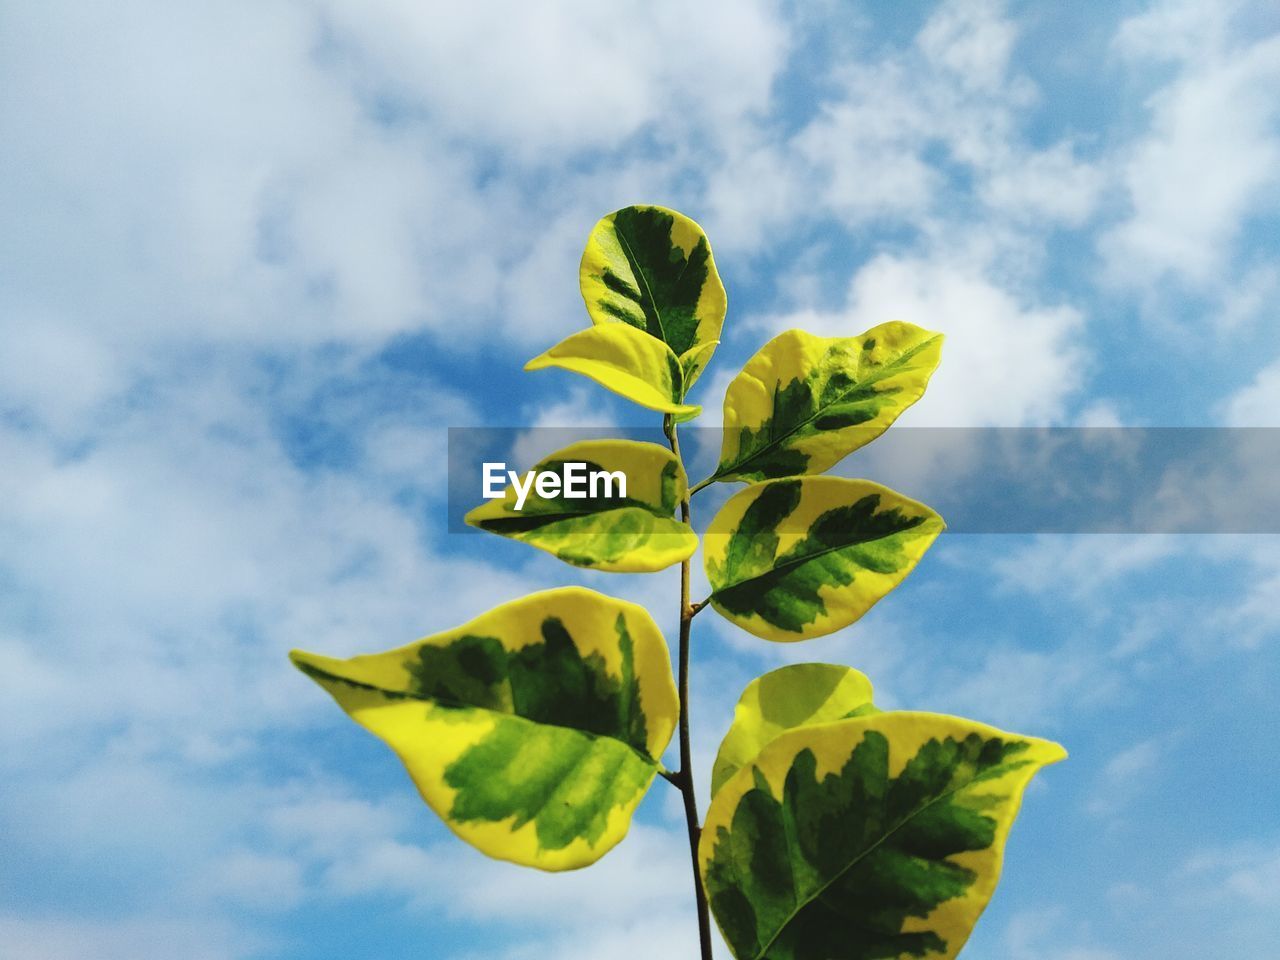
[1041,738,1069,765]
[523,351,551,372]
[288,648,340,683]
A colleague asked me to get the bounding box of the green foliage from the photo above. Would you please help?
[711,663,878,797]
[712,324,943,483]
[291,205,1065,957]
[579,204,726,389]
[291,587,677,870]
[704,477,945,641]
[525,321,701,417]
[701,713,1065,960]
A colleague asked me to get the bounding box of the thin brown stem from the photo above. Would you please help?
[664,416,715,960]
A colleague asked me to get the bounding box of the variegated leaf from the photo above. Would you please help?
[710,323,943,484]
[580,204,726,389]
[525,322,700,418]
[711,663,878,797]
[700,712,1066,960]
[290,588,678,871]
[704,477,944,641]
[464,439,697,573]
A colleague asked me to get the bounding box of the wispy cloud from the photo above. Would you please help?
[1104,0,1280,300]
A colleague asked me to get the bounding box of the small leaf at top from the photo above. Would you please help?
[465,439,697,573]
[290,587,678,871]
[525,322,700,418]
[580,204,727,389]
[711,663,878,797]
[700,711,1066,960]
[704,476,944,641]
[710,322,943,484]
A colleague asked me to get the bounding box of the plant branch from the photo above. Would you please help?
[664,415,715,960]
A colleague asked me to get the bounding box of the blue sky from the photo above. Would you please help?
[2,1,1279,957]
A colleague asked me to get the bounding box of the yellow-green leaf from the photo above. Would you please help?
[711,323,943,484]
[711,663,877,797]
[464,439,697,573]
[680,339,721,394]
[700,712,1066,960]
[525,323,701,418]
[290,587,678,871]
[580,204,726,389]
[704,477,944,641]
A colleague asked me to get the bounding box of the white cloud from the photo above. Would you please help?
[1114,0,1238,64]
[317,0,787,157]
[1182,838,1280,910]
[1002,907,1123,960]
[0,915,261,960]
[980,142,1106,227]
[992,535,1181,597]
[0,360,553,918]
[917,0,1018,93]
[1202,537,1280,649]
[934,646,1101,730]
[473,915,705,960]
[753,252,1087,426]
[1222,850,1280,908]
[270,792,703,960]
[1085,737,1167,820]
[200,851,308,912]
[4,1,1278,957]
[1104,2,1280,290]
[1214,263,1280,332]
[0,0,791,432]
[707,0,1101,248]
[1222,357,1280,426]
[1,2,491,428]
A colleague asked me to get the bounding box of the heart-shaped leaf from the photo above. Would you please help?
[710,323,943,484]
[704,477,944,641]
[290,587,678,871]
[580,204,726,389]
[525,323,701,418]
[465,439,697,572]
[700,712,1066,960]
[711,663,878,797]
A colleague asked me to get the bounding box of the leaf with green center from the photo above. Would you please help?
[525,322,700,418]
[700,712,1066,960]
[289,587,678,871]
[464,439,698,572]
[580,204,727,389]
[704,477,944,641]
[709,323,943,484]
[711,664,879,797]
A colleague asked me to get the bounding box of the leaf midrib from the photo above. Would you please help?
[299,660,660,766]
[716,335,941,479]
[614,223,669,346]
[750,751,1007,959]
[713,512,931,596]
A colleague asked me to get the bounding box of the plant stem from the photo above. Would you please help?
[664,416,715,960]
